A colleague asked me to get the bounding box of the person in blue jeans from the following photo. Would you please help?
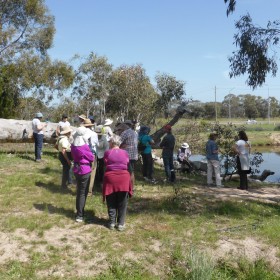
[138,126,155,182]
[160,125,175,182]
[32,112,47,162]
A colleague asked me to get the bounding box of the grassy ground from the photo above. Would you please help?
[0,143,280,279]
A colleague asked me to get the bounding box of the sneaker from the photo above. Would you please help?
[216,184,224,188]
[75,216,83,223]
[117,224,125,231]
[108,223,115,230]
[143,177,149,181]
[150,178,156,183]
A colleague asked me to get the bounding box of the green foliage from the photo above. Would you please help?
[229,14,279,89]
[155,73,186,118]
[274,125,280,131]
[0,65,19,118]
[107,64,158,123]
[0,0,55,58]
[72,52,113,120]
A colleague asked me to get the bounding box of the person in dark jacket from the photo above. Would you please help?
[138,126,155,182]
[160,125,175,182]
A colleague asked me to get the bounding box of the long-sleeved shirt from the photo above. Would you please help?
[71,144,94,175]
[160,133,175,157]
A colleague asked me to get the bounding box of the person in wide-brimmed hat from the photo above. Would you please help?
[177,142,192,173]
[71,127,94,223]
[78,114,87,124]
[32,112,47,162]
[102,118,113,141]
[56,126,73,189]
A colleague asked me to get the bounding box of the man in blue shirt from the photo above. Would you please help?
[206,132,223,187]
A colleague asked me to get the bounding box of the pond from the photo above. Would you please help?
[189,151,280,183]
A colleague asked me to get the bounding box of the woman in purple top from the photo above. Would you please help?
[103,134,132,231]
[71,127,94,222]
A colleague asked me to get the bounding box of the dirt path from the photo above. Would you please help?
[192,185,280,204]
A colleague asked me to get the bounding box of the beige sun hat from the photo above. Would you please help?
[104,118,113,126]
[60,126,73,135]
[78,114,87,120]
[82,118,94,127]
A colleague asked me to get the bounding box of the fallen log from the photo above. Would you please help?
[0,118,76,143]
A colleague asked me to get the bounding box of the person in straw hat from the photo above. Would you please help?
[71,127,94,223]
[78,114,87,125]
[56,126,73,189]
[102,118,113,141]
[82,118,98,196]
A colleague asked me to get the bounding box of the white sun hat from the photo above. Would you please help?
[181,142,189,148]
[104,118,113,126]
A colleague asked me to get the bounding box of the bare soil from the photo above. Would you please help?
[1,185,280,277]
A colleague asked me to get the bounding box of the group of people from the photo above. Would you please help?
[31,111,251,231]
[32,113,142,230]
[206,130,251,190]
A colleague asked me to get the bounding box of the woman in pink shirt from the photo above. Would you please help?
[103,134,132,231]
[71,127,94,223]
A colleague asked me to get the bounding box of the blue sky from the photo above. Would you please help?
[46,0,280,103]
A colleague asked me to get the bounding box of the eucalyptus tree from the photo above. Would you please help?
[154,73,186,119]
[72,52,113,121]
[221,94,240,119]
[0,0,55,59]
[242,94,259,119]
[0,0,74,117]
[106,64,158,123]
[224,0,280,88]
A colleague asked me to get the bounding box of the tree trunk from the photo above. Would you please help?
[0,118,75,143]
[150,104,188,147]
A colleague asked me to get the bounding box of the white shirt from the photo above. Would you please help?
[58,120,70,128]
[32,118,44,135]
[85,128,98,154]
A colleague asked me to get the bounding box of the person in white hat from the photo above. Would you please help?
[177,142,192,172]
[71,127,94,222]
[56,126,73,189]
[102,118,113,141]
[32,112,47,162]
